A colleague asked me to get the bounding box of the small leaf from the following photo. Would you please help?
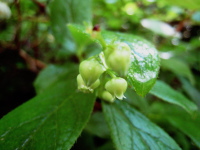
[102,31,160,96]
[0,66,95,150]
[150,80,198,114]
[102,100,181,150]
[67,24,102,57]
[68,24,94,47]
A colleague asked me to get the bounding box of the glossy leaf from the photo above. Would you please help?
[150,80,198,114]
[102,31,160,96]
[0,66,96,150]
[102,100,181,150]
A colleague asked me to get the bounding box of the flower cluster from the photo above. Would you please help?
[77,41,131,102]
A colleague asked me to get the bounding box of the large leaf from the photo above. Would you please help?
[102,31,160,96]
[84,112,110,138]
[102,100,181,150]
[0,66,96,150]
[150,102,200,148]
[167,111,200,148]
[48,0,92,54]
[34,64,73,94]
[150,80,198,114]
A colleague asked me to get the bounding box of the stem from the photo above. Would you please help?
[13,0,22,51]
[106,70,116,78]
[77,45,84,62]
[98,34,107,50]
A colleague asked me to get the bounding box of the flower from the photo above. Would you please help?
[79,58,105,86]
[105,77,128,100]
[77,74,101,93]
[104,42,131,76]
[101,91,115,102]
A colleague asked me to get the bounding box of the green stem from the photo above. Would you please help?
[106,70,116,78]
[98,35,107,50]
[77,45,84,62]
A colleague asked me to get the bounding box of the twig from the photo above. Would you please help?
[19,49,46,73]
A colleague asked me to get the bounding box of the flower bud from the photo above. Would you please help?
[77,74,85,89]
[104,42,131,76]
[105,77,127,100]
[90,79,100,89]
[77,74,100,93]
[101,91,115,103]
[79,58,105,86]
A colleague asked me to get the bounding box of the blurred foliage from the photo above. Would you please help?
[0,0,200,149]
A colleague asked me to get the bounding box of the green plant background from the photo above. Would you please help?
[0,0,200,149]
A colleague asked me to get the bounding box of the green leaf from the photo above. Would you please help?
[0,66,96,150]
[179,77,200,108]
[67,24,103,58]
[102,100,181,150]
[150,102,200,148]
[34,64,74,94]
[161,58,195,85]
[167,111,200,148]
[85,112,110,138]
[48,0,92,54]
[125,88,149,113]
[150,80,198,114]
[67,24,95,48]
[162,0,200,10]
[102,31,160,96]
